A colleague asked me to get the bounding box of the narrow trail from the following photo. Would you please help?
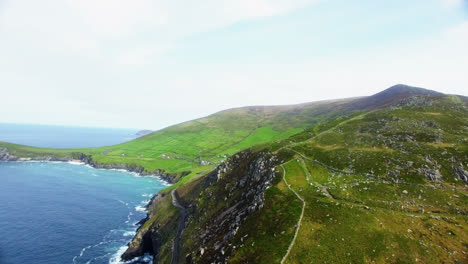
[280,164,306,264]
[298,158,334,200]
[171,189,187,264]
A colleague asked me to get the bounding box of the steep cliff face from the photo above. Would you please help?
[122,149,279,263]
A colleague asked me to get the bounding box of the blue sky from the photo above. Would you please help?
[0,0,467,129]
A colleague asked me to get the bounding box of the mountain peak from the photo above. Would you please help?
[379,84,443,97]
[346,84,444,110]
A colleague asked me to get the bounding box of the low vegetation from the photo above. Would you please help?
[1,85,467,263]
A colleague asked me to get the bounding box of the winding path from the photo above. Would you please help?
[171,189,187,264]
[280,164,306,264]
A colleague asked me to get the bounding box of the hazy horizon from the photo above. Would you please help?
[1,0,467,129]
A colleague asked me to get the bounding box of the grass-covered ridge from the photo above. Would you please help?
[227,93,468,263]
[117,86,468,263]
[0,96,356,181]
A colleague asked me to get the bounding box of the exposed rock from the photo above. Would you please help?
[123,150,279,263]
[453,166,468,184]
[418,166,443,182]
[200,160,212,166]
[0,147,17,161]
[393,95,434,107]
[190,151,278,263]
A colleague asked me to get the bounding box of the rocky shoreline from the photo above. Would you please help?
[0,147,177,184]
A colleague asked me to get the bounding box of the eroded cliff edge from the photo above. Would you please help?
[121,149,286,263]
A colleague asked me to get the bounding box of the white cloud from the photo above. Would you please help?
[0,0,320,63]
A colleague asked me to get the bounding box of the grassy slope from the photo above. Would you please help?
[228,94,468,263]
[0,98,352,181]
[2,86,467,263]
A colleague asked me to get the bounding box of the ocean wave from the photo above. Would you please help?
[109,247,153,264]
[108,245,128,264]
[73,241,112,264]
[125,211,134,224]
[123,231,136,237]
[116,199,129,207]
[68,160,85,165]
[135,206,146,212]
[8,159,173,186]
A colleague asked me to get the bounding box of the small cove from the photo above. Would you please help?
[0,161,167,264]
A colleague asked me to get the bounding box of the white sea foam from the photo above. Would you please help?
[9,159,173,186]
[123,231,136,237]
[72,245,92,263]
[135,205,146,212]
[109,246,153,264]
[73,241,110,263]
[108,245,128,264]
[67,160,85,165]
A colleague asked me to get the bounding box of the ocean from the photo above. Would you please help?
[0,124,166,264]
[0,123,140,148]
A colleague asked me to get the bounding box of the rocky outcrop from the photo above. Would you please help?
[0,147,71,162]
[419,166,443,182]
[121,191,177,263]
[188,151,278,263]
[453,165,468,184]
[0,147,16,161]
[121,149,279,263]
[393,95,434,107]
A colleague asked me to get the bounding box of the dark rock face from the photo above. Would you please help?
[182,150,278,263]
[122,226,162,261]
[453,166,468,184]
[78,153,177,183]
[0,147,16,161]
[121,149,279,263]
[121,192,169,263]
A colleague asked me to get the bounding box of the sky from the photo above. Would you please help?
[0,0,467,129]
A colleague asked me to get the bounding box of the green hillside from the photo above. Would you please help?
[120,88,468,263]
[2,85,467,263]
[0,97,354,181]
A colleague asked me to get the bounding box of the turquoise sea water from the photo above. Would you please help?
[0,161,167,264]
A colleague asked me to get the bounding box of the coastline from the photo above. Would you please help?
[0,154,171,264]
[0,146,177,184]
